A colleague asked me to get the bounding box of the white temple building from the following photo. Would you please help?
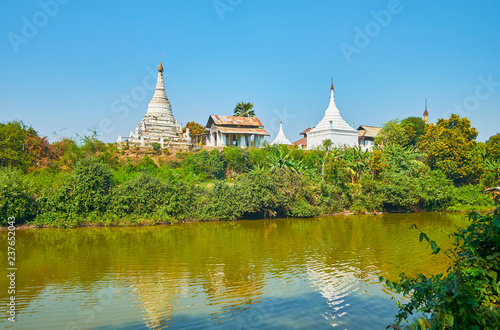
[271,121,292,145]
[306,81,358,150]
[119,58,189,148]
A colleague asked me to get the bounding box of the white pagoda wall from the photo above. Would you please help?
[307,128,358,149]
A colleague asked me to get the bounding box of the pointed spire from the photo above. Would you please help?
[272,121,292,145]
[158,53,164,72]
[423,99,429,123]
[330,77,335,101]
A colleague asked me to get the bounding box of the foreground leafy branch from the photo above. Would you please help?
[381,188,500,329]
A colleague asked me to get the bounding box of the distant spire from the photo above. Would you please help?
[423,98,429,123]
[158,53,164,72]
[330,77,335,101]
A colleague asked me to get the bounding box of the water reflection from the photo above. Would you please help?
[0,212,469,329]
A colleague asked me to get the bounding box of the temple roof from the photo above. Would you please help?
[300,128,312,135]
[271,122,292,145]
[206,115,264,128]
[357,125,381,138]
[294,136,307,147]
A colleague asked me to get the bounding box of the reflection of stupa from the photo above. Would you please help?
[305,259,360,327]
[118,56,190,149]
[130,271,186,329]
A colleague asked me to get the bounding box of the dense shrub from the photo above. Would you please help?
[37,158,113,220]
[317,183,351,214]
[448,184,495,211]
[111,172,197,220]
[70,158,113,213]
[0,168,35,225]
[350,174,386,213]
[419,170,455,210]
[0,121,51,171]
[223,147,252,174]
[182,149,225,179]
[111,173,165,216]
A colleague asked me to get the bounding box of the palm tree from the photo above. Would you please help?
[234,102,255,117]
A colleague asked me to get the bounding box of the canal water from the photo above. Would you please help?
[0,212,470,329]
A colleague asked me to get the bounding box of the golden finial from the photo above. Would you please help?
[331,77,334,90]
[158,53,164,72]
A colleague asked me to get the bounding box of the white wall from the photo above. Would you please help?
[307,128,358,149]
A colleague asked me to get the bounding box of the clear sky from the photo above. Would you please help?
[1,0,499,143]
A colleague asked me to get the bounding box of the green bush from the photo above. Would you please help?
[71,158,113,213]
[289,200,319,218]
[0,121,46,171]
[317,182,351,214]
[111,172,197,220]
[419,170,455,210]
[0,168,35,225]
[196,181,246,220]
[448,184,494,211]
[350,175,386,213]
[37,158,113,219]
[182,149,225,180]
[111,173,165,216]
[223,147,252,174]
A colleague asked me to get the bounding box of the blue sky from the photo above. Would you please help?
[1,0,499,143]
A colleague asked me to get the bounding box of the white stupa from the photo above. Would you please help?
[271,121,292,145]
[122,56,189,148]
[306,79,358,149]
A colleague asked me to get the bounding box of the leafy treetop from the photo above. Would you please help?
[486,133,500,161]
[234,102,255,117]
[183,121,206,136]
[418,114,480,185]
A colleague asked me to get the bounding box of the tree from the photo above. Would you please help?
[375,119,410,147]
[486,133,500,161]
[418,114,481,185]
[183,121,206,136]
[401,116,426,147]
[0,120,51,171]
[183,121,207,144]
[234,102,255,117]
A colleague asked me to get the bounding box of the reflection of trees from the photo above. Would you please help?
[0,213,469,328]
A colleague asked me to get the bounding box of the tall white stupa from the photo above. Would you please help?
[306,79,358,149]
[271,121,292,145]
[122,55,188,148]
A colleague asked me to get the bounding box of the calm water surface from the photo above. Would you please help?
[0,213,470,329]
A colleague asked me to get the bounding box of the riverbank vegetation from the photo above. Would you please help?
[382,189,500,329]
[0,114,498,227]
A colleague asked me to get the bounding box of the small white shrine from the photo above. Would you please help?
[271,121,292,145]
[306,80,358,149]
